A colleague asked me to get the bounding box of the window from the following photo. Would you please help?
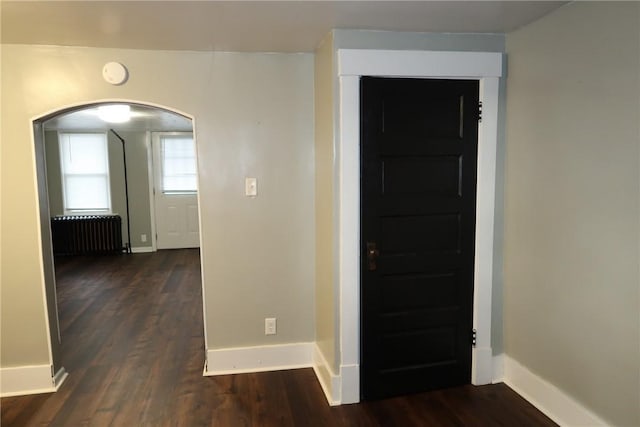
[160,134,197,193]
[58,132,111,214]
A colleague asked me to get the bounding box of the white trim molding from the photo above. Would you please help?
[312,344,341,406]
[338,50,503,78]
[203,343,313,376]
[492,353,505,384]
[131,246,154,254]
[339,363,359,404]
[52,367,69,391]
[503,355,610,427]
[0,364,64,397]
[336,49,503,402]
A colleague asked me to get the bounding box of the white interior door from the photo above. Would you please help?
[152,132,200,249]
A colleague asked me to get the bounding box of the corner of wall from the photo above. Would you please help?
[312,343,341,405]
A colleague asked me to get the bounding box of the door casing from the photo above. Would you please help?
[335,49,503,404]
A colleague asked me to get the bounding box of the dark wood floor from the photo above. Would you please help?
[1,249,556,426]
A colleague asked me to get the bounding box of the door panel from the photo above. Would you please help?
[167,206,179,233]
[187,204,200,234]
[361,77,479,400]
[380,214,461,253]
[380,272,460,311]
[382,156,461,195]
[155,193,199,249]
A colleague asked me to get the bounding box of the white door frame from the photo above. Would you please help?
[145,130,158,252]
[336,49,503,403]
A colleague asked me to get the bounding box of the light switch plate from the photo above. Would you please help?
[245,177,257,197]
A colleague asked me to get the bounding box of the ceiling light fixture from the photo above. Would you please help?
[98,104,131,123]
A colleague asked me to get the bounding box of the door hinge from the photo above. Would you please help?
[472,329,477,347]
[478,101,483,123]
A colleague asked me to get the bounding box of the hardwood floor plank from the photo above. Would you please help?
[1,249,557,426]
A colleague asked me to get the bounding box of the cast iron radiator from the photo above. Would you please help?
[51,215,123,255]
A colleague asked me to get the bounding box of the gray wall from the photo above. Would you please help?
[332,29,505,52]
[107,131,152,249]
[1,46,315,369]
[44,131,64,216]
[504,3,640,425]
[44,130,153,249]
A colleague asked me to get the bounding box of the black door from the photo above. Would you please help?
[360,77,479,400]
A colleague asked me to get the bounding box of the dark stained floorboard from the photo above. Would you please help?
[1,249,557,426]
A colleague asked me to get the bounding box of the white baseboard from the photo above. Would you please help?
[204,342,313,376]
[492,353,504,383]
[312,344,341,405]
[339,363,359,404]
[52,367,68,391]
[471,346,494,385]
[131,246,154,253]
[0,364,55,397]
[503,355,609,426]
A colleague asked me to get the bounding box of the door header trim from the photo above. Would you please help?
[338,49,503,78]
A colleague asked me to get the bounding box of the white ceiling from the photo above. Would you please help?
[2,1,567,53]
[44,104,193,132]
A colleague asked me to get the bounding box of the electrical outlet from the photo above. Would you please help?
[265,318,276,335]
[141,234,147,243]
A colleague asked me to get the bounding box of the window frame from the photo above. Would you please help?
[153,131,198,195]
[58,131,112,215]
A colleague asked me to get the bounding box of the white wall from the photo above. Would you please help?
[1,46,315,371]
[504,3,640,425]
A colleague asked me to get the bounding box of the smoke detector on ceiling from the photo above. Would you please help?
[102,62,128,85]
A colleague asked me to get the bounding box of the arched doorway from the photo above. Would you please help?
[33,101,204,385]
